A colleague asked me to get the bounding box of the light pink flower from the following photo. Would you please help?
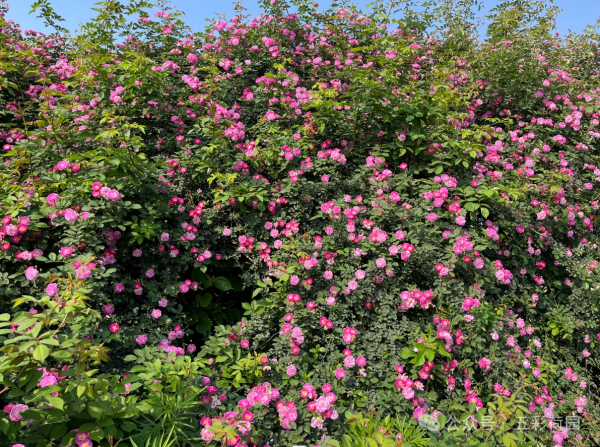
[25,266,39,280]
[286,364,297,377]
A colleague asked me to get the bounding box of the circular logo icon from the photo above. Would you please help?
[418,414,441,431]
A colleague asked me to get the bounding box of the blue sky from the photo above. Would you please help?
[5,0,600,37]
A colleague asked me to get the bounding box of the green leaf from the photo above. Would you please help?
[121,421,136,432]
[481,207,489,218]
[195,318,213,332]
[32,344,50,362]
[47,396,64,410]
[197,293,212,307]
[400,347,413,359]
[90,427,106,441]
[51,350,73,362]
[50,423,68,439]
[503,433,515,447]
[437,414,447,429]
[7,389,25,398]
[213,277,232,291]
[464,202,479,212]
[96,401,114,416]
[425,349,435,361]
[87,402,103,419]
[77,385,86,397]
[79,422,97,432]
[73,400,86,412]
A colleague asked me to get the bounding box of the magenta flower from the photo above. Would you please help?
[107,189,120,201]
[56,160,70,170]
[39,372,58,388]
[64,209,78,222]
[136,334,148,345]
[478,358,492,371]
[60,246,73,257]
[76,263,94,280]
[151,309,162,319]
[114,283,125,293]
[46,283,58,296]
[263,110,280,120]
[46,193,60,207]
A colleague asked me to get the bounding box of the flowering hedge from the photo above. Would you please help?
[0,0,600,446]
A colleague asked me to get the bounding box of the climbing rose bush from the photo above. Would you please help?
[0,0,599,445]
